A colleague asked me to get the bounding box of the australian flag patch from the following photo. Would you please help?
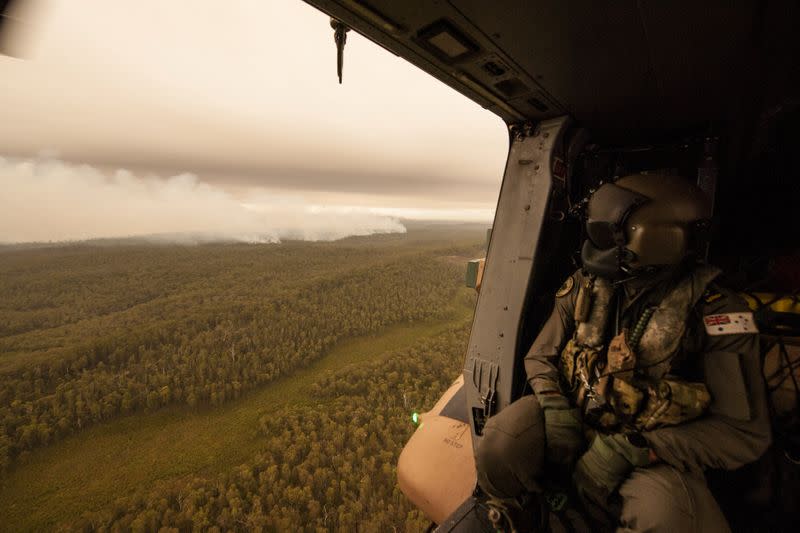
[703,312,758,336]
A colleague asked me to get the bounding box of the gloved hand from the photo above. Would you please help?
[573,433,651,510]
[538,393,583,468]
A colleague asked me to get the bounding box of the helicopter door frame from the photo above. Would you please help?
[463,115,570,446]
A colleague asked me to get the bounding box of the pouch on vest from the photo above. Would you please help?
[635,379,711,431]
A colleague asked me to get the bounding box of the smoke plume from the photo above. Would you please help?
[0,156,406,244]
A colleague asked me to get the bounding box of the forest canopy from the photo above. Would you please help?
[0,225,485,531]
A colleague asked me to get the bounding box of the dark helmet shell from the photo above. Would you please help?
[583,174,711,277]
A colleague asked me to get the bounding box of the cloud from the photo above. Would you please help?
[0,155,406,244]
[0,0,508,207]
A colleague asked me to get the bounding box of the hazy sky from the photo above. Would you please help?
[0,0,508,242]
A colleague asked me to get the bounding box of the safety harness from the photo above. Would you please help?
[560,265,721,432]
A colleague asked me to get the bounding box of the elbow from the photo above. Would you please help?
[749,415,772,461]
[730,413,773,468]
[744,394,774,462]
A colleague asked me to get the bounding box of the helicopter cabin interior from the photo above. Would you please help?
[1,0,796,529]
[305,0,799,529]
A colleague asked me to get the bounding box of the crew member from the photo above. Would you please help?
[475,174,771,532]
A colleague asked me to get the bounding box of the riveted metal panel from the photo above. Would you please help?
[463,116,570,444]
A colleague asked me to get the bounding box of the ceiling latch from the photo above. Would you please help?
[330,18,350,84]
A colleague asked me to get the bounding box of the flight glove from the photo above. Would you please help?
[538,393,583,467]
[573,432,650,509]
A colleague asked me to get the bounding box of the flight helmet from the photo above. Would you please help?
[581,174,712,279]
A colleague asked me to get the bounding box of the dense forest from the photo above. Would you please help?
[65,322,470,532]
[0,225,483,530]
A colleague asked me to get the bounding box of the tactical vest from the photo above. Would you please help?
[560,265,720,432]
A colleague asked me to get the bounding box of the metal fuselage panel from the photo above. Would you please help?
[463,116,569,445]
[397,376,476,524]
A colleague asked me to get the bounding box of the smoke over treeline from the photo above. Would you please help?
[0,156,406,244]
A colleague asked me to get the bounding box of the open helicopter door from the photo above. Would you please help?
[398,116,571,526]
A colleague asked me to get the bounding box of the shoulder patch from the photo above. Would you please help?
[703,289,724,305]
[556,275,575,298]
[704,312,759,336]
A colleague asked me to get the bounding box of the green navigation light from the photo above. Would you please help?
[411,412,420,426]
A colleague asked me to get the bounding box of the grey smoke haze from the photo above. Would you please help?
[0,1,507,241]
[0,156,406,243]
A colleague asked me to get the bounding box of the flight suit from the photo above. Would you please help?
[479,267,771,532]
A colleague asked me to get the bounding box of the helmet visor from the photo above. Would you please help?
[585,183,651,249]
[585,220,619,249]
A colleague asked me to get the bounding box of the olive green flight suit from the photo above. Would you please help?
[522,268,771,532]
[476,267,771,532]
